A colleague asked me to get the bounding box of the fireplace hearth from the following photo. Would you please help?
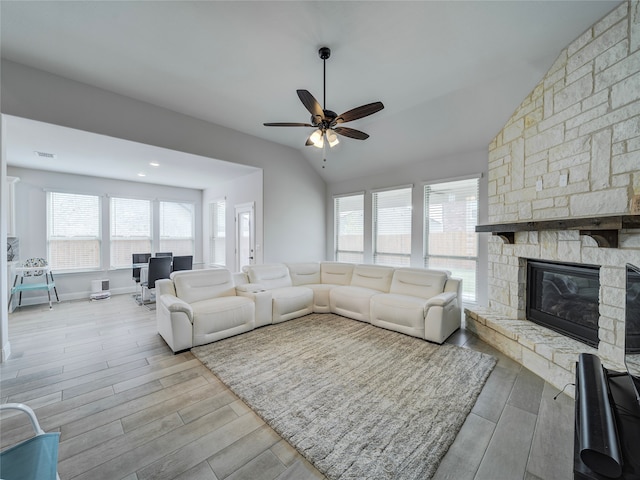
[526,260,600,348]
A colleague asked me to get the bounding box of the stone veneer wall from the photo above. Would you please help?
[466,0,640,393]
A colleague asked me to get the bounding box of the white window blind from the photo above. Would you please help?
[209,199,226,266]
[47,192,101,271]
[110,197,151,268]
[373,187,412,266]
[424,178,479,302]
[334,193,364,263]
[159,201,194,256]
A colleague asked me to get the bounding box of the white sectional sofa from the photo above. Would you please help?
[155,262,462,353]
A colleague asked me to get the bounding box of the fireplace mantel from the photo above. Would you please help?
[476,215,640,248]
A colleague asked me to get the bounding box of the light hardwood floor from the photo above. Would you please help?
[0,294,575,480]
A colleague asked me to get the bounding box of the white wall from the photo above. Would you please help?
[326,149,490,305]
[8,166,202,302]
[203,170,264,268]
[1,60,327,264]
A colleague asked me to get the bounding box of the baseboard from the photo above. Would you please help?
[9,286,136,308]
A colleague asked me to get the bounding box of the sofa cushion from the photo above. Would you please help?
[287,262,321,285]
[172,269,236,304]
[390,268,448,299]
[350,265,394,292]
[330,285,380,322]
[245,264,293,289]
[370,293,427,336]
[270,286,314,322]
[320,262,355,285]
[191,296,255,336]
[305,284,335,313]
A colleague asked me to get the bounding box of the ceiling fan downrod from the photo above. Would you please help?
[319,47,330,111]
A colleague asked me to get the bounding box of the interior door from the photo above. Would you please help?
[235,202,255,271]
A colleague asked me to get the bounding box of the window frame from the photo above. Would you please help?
[372,185,412,267]
[158,200,195,256]
[109,196,152,269]
[423,176,479,303]
[46,191,102,272]
[209,199,226,266]
[334,192,365,263]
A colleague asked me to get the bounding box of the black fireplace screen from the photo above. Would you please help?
[526,260,600,348]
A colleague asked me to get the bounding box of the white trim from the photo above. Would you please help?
[333,191,365,199]
[423,173,483,186]
[371,184,413,193]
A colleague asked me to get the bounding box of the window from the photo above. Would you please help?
[110,197,151,268]
[209,199,226,265]
[159,201,194,256]
[334,193,364,263]
[47,192,101,271]
[424,178,479,302]
[373,187,412,266]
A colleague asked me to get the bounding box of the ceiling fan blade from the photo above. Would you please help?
[263,122,315,127]
[297,89,324,121]
[333,102,384,125]
[333,127,370,140]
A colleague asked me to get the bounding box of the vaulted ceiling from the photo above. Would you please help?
[1,1,619,186]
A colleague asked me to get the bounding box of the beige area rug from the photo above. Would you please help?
[192,313,496,480]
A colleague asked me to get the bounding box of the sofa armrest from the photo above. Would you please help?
[237,289,273,327]
[235,283,267,293]
[425,291,457,308]
[159,294,194,322]
[155,278,176,297]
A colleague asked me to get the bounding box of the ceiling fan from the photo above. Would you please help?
[264,46,384,149]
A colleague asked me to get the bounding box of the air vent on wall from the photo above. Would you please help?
[34,151,57,159]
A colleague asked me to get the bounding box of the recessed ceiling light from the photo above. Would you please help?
[137,172,146,177]
[34,151,56,159]
[150,162,159,167]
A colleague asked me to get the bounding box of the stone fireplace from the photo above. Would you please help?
[465,0,640,396]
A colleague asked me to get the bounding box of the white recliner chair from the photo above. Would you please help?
[155,269,255,353]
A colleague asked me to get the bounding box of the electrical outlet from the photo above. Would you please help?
[536,178,543,191]
[631,195,640,214]
[559,173,568,187]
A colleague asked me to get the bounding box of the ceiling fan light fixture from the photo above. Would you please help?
[310,129,324,148]
[326,130,339,147]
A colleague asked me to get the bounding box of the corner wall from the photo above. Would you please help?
[468,1,640,390]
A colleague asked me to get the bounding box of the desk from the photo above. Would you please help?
[9,266,59,310]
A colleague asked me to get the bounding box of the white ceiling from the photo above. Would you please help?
[1,1,620,186]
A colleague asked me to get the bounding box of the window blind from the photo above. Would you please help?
[47,192,101,270]
[159,201,194,256]
[110,197,151,268]
[209,200,226,266]
[424,178,479,302]
[373,187,412,266]
[334,193,364,263]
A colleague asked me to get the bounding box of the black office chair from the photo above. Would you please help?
[132,253,151,303]
[155,252,173,258]
[132,253,151,282]
[172,255,193,272]
[140,256,172,308]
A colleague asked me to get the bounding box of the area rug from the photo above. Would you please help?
[192,314,496,480]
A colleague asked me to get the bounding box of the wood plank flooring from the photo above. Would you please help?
[0,294,575,479]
